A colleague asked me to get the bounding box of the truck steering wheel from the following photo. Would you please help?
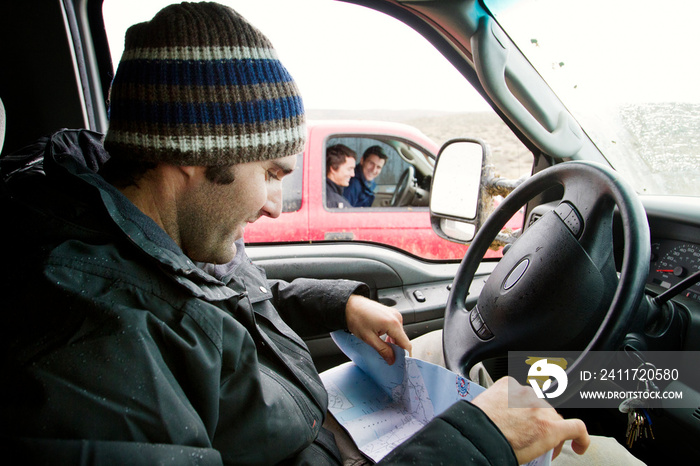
[443,161,650,401]
[391,166,416,207]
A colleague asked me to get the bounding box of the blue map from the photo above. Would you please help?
[320,331,552,465]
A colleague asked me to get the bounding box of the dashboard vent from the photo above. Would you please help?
[693,407,700,422]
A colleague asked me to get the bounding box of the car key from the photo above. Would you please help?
[626,410,642,447]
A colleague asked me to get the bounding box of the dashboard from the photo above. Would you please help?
[643,195,700,308]
[649,239,700,302]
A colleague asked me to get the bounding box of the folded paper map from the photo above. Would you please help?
[320,330,551,465]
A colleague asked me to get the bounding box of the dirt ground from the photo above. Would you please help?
[404,112,532,180]
[308,109,533,180]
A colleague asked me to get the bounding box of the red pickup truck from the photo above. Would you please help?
[244,120,518,260]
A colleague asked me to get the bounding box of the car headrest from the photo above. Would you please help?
[0,97,5,155]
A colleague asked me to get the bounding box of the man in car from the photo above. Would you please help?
[0,2,590,465]
[344,145,388,207]
[326,143,357,208]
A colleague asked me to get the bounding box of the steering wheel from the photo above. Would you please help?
[391,166,416,207]
[443,161,650,400]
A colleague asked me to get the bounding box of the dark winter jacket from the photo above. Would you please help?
[344,164,376,207]
[0,129,517,465]
[325,178,350,208]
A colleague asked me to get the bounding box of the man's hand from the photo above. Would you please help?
[345,294,411,365]
[472,377,590,464]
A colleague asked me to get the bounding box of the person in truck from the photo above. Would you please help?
[344,145,388,207]
[1,2,603,465]
[325,143,357,208]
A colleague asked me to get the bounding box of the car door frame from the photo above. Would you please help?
[248,241,497,371]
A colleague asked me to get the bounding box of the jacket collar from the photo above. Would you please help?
[326,177,344,195]
[353,164,376,190]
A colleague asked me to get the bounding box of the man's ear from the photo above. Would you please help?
[176,166,207,185]
[179,166,198,178]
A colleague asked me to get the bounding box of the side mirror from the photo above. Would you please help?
[430,139,486,243]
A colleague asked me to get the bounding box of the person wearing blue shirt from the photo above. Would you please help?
[344,145,387,207]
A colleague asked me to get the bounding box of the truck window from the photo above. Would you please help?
[325,136,431,209]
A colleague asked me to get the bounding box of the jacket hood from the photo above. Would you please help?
[1,129,239,301]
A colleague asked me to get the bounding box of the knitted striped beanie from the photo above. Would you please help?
[104,2,305,166]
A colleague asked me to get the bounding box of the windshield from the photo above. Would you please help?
[485,0,700,197]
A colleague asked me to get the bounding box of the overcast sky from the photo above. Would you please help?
[103,0,490,112]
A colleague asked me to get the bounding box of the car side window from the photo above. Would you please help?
[326,136,431,209]
[104,0,532,261]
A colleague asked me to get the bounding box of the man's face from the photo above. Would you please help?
[178,155,296,264]
[329,156,356,187]
[361,153,385,182]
